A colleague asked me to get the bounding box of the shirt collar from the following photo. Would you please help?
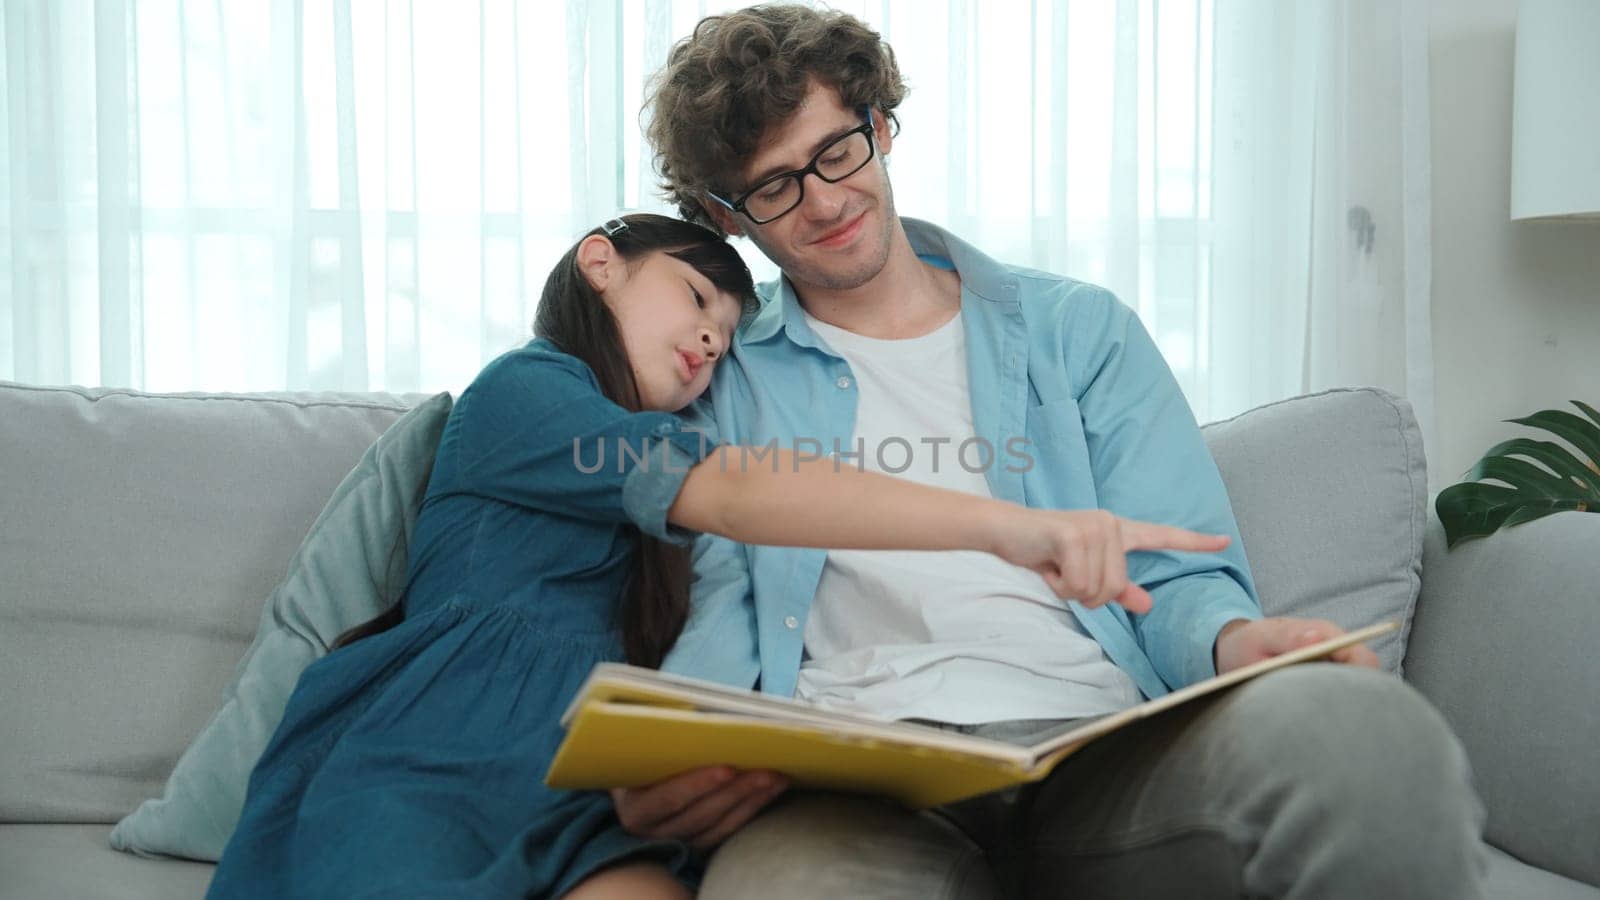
[740,217,1020,347]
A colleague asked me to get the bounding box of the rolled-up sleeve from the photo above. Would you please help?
[1071,290,1263,689]
[454,347,714,544]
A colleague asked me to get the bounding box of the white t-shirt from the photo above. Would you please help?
[793,309,1144,724]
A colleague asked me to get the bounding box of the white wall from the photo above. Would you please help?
[1428,0,1600,488]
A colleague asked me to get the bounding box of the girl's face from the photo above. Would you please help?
[579,237,745,412]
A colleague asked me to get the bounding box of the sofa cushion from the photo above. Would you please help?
[1481,843,1600,900]
[1200,388,1427,673]
[108,391,452,860]
[0,382,431,828]
[0,825,213,900]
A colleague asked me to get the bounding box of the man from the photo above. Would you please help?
[616,6,1488,898]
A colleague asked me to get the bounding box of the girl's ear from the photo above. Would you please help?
[575,234,619,292]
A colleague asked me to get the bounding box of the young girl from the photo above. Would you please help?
[206,213,1227,899]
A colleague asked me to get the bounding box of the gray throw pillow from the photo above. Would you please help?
[1200,387,1428,673]
[108,391,452,861]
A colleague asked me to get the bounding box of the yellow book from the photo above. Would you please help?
[545,620,1399,809]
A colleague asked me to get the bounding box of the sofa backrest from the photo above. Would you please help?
[0,381,418,824]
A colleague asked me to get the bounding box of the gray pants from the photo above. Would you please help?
[699,664,1490,899]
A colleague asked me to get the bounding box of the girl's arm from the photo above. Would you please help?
[670,447,1009,555]
[667,447,1230,614]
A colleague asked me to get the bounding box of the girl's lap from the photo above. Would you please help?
[270,775,693,898]
[223,605,644,896]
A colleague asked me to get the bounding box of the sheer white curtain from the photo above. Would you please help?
[875,0,1434,444]
[0,0,1432,448]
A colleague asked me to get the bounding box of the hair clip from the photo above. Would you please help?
[602,218,629,236]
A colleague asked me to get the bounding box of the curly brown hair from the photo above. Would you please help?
[644,4,908,235]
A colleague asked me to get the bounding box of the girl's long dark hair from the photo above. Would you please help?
[333,214,756,669]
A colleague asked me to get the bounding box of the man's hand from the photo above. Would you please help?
[1213,617,1381,675]
[610,766,789,851]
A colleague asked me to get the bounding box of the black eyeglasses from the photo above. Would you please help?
[708,108,878,225]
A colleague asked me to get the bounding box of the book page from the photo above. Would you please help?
[565,663,1032,761]
[1021,620,1401,766]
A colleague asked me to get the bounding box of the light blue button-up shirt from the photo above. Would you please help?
[662,218,1262,701]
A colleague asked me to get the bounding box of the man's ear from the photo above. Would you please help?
[872,108,894,157]
[575,234,618,292]
[702,198,745,238]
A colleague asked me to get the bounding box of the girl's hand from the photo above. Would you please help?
[611,767,789,851]
[988,508,1231,614]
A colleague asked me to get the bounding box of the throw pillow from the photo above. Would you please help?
[1200,387,1428,673]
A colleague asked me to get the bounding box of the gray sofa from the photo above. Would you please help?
[1,379,1596,898]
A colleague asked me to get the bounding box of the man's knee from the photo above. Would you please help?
[1221,663,1485,840]
[699,792,1000,900]
[1219,664,1490,895]
[1228,664,1471,785]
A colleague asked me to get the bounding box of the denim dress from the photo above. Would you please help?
[207,340,714,899]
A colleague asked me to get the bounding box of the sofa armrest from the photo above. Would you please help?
[1404,509,1600,887]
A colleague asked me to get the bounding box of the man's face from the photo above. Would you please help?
[711,82,899,293]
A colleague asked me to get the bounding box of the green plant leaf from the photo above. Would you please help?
[1478,437,1599,493]
[1464,456,1594,501]
[1505,410,1600,474]
[1438,404,1600,548]
[1502,499,1592,528]
[1573,401,1600,451]
[1436,482,1519,547]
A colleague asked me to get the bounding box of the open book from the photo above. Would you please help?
[546,620,1399,809]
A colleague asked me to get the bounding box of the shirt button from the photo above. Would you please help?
[784,615,799,629]
[835,376,852,390]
